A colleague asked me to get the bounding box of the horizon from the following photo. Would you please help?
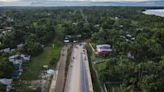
[0,0,164,7]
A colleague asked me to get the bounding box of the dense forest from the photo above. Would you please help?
[0,7,163,92]
[84,7,164,92]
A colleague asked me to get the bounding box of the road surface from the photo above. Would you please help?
[49,46,69,92]
[65,43,93,92]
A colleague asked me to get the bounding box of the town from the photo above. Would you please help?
[0,5,164,92]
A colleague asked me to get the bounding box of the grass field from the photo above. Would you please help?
[96,62,107,72]
[21,42,63,80]
[86,44,102,92]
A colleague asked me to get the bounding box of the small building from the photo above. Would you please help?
[1,48,10,53]
[64,39,70,43]
[127,52,134,59]
[20,54,31,61]
[0,79,12,86]
[0,78,13,92]
[96,44,112,56]
[2,31,7,35]
[9,54,31,79]
[5,27,13,32]
[10,49,16,52]
[64,35,72,43]
[94,24,100,28]
[9,54,31,63]
[17,44,24,49]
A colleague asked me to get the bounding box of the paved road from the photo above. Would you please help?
[65,43,93,92]
[49,46,69,92]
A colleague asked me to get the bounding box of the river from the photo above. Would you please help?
[143,9,164,17]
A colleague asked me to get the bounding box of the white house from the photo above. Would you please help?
[17,44,24,49]
[0,78,13,92]
[0,79,12,86]
[96,44,112,56]
[127,52,134,59]
[9,54,31,64]
[3,48,10,53]
[20,54,31,61]
[64,39,70,43]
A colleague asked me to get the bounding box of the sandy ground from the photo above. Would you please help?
[49,46,69,92]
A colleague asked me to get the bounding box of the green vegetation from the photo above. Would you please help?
[0,84,6,92]
[12,42,62,92]
[84,7,164,92]
[86,44,102,92]
[65,46,72,75]
[21,42,62,80]
[12,81,41,92]
[96,62,107,72]
[0,56,14,78]
[0,7,163,92]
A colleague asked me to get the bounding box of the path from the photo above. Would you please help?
[49,45,69,92]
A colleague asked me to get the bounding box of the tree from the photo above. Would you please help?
[22,34,43,56]
[22,41,43,56]
[0,59,14,78]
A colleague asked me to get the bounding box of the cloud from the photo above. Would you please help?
[91,0,151,2]
[0,0,163,6]
[0,0,157,2]
[0,0,20,2]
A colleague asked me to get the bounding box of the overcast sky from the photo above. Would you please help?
[0,0,163,6]
[0,0,160,2]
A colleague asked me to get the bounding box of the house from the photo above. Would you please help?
[9,54,31,79]
[5,27,13,30]
[72,22,78,25]
[2,31,7,35]
[96,44,112,56]
[94,24,100,28]
[9,54,31,63]
[0,79,13,86]
[17,44,24,49]
[127,52,134,59]
[64,35,72,43]
[20,54,31,61]
[64,39,70,43]
[2,48,10,53]
[115,17,119,20]
[7,18,14,22]
[10,49,16,52]
[125,33,136,42]
[0,78,13,92]
[9,55,19,62]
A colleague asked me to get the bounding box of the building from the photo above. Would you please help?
[8,54,31,79]
[127,52,135,59]
[9,54,31,64]
[17,44,24,50]
[0,48,11,53]
[0,78,13,92]
[96,44,112,56]
[64,35,72,43]
[20,54,31,61]
[64,39,70,43]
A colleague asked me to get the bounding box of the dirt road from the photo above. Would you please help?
[49,45,69,92]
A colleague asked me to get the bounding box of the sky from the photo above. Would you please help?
[0,0,164,6]
[0,0,157,2]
